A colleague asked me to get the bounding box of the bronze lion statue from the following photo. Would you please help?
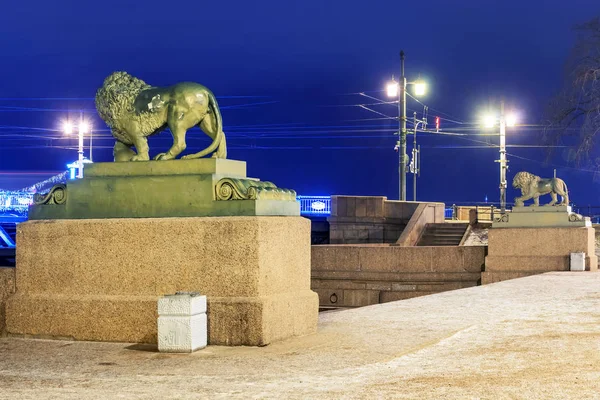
[95,71,227,162]
[512,171,569,207]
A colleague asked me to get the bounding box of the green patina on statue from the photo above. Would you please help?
[95,72,227,162]
[512,171,569,207]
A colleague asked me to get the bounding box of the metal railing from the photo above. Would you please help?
[297,196,331,216]
[571,205,600,224]
[445,204,499,222]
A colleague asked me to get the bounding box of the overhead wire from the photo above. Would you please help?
[1,87,583,171]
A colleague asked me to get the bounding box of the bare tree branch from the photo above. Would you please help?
[544,16,600,167]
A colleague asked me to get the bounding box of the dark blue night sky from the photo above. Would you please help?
[1,0,600,205]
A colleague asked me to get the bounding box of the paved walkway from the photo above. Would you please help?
[2,272,600,399]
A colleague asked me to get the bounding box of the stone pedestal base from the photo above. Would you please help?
[493,205,591,228]
[482,227,598,284]
[28,158,299,220]
[6,217,318,346]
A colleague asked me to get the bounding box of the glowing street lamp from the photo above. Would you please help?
[63,118,92,179]
[386,81,399,97]
[63,121,74,135]
[481,103,520,214]
[386,51,428,201]
[506,113,517,127]
[414,80,427,97]
[79,121,90,134]
[483,115,496,128]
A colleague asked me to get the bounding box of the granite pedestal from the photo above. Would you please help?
[483,206,597,284]
[6,159,318,346]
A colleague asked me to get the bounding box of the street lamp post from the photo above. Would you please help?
[63,117,91,179]
[483,100,517,214]
[499,101,507,214]
[387,50,426,201]
[399,51,407,201]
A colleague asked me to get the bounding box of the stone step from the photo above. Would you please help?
[420,237,463,241]
[416,223,468,246]
[420,238,462,241]
[427,230,467,233]
[423,227,465,231]
[421,233,465,237]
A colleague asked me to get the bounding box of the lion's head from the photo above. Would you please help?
[95,72,149,126]
[95,72,165,144]
[512,171,538,189]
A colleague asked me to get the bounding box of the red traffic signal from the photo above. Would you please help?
[435,117,440,132]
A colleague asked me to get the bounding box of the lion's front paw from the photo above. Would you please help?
[153,153,172,161]
[130,154,150,161]
[181,154,194,160]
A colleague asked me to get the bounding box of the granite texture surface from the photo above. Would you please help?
[6,216,318,346]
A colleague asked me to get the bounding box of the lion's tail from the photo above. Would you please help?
[192,90,224,158]
[562,179,569,196]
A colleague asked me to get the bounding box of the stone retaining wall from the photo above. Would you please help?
[312,245,486,308]
[328,196,444,244]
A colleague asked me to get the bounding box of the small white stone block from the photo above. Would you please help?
[158,292,207,353]
[158,293,206,316]
[570,252,586,271]
[158,313,207,352]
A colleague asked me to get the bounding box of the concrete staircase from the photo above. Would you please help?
[417,223,468,246]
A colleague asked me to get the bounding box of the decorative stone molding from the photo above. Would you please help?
[492,206,590,228]
[569,213,585,222]
[33,184,67,205]
[495,213,509,223]
[215,178,296,201]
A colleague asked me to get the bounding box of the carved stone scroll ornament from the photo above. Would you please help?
[33,184,67,205]
[495,213,509,223]
[215,178,296,201]
[569,213,584,222]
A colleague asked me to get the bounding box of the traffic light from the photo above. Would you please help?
[435,117,440,132]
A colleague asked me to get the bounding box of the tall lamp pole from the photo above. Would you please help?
[484,101,517,214]
[63,117,91,179]
[398,51,407,201]
[387,51,427,201]
[499,100,507,213]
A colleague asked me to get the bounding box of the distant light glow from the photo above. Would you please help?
[386,81,398,97]
[311,201,326,211]
[63,121,74,135]
[79,121,90,134]
[506,114,517,127]
[483,115,496,128]
[414,81,426,96]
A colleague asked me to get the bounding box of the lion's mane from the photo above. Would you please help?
[95,71,166,145]
[512,171,538,189]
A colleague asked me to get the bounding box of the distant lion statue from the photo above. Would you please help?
[512,171,569,207]
[95,71,227,162]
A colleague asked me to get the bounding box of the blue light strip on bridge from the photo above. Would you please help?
[297,196,331,216]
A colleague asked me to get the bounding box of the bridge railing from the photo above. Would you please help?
[297,196,331,217]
